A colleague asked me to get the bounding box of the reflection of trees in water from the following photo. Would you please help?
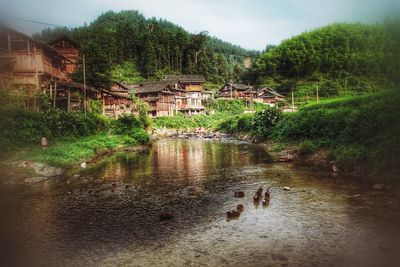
[87,140,272,185]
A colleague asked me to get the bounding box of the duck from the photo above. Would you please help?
[236,204,244,212]
[234,191,245,198]
[262,198,269,206]
[264,188,270,200]
[256,186,263,196]
[226,210,240,219]
[253,194,260,202]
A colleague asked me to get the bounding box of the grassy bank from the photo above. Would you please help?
[273,90,400,180]
[215,90,400,182]
[18,134,145,167]
[0,100,150,167]
[154,99,265,130]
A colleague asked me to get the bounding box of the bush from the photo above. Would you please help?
[252,107,282,137]
[111,115,144,135]
[130,128,150,145]
[0,107,108,149]
[297,140,318,155]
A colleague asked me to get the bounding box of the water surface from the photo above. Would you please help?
[1,139,399,266]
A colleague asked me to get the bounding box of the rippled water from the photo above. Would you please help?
[1,138,399,267]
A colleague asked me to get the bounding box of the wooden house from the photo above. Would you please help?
[164,74,206,115]
[216,83,254,99]
[101,89,133,118]
[165,75,205,91]
[0,24,74,94]
[47,35,80,78]
[132,81,185,117]
[255,87,286,107]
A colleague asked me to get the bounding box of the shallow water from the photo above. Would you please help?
[1,138,399,267]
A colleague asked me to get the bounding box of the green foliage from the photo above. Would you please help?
[23,134,129,166]
[110,61,144,83]
[36,10,254,84]
[154,113,227,129]
[297,140,318,155]
[205,99,264,114]
[111,115,144,135]
[253,22,400,102]
[130,93,150,128]
[88,100,103,114]
[130,128,150,145]
[272,90,400,179]
[110,115,150,145]
[0,107,108,149]
[252,107,282,137]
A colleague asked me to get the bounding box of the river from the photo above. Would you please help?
[1,138,399,267]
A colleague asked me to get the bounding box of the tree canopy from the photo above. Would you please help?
[34,10,254,87]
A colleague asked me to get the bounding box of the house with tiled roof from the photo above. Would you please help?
[216,83,254,99]
[131,81,185,117]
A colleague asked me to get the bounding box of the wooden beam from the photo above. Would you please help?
[67,89,71,112]
[53,82,57,108]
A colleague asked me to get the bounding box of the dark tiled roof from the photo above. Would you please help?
[132,81,183,94]
[165,75,205,83]
[259,87,285,98]
[102,89,130,99]
[48,35,80,48]
[219,83,253,92]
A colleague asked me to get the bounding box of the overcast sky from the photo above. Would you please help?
[1,0,399,50]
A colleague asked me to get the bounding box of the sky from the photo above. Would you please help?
[1,0,399,50]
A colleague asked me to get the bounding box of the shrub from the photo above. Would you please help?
[252,107,282,137]
[130,128,150,145]
[297,140,318,155]
[111,115,144,135]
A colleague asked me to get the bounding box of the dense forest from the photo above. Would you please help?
[248,21,400,100]
[34,10,255,87]
[35,11,399,98]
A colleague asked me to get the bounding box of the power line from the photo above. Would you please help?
[4,15,68,28]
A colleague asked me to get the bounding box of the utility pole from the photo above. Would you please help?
[83,54,87,116]
[316,83,319,102]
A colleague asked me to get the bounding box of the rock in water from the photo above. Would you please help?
[282,186,291,191]
[332,164,340,173]
[373,184,385,191]
[80,162,87,168]
[159,212,174,220]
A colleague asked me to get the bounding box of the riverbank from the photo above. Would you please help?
[0,133,151,184]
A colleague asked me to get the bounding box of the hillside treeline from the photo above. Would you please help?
[35,10,254,87]
[249,21,400,98]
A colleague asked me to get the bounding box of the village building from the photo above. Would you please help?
[47,35,80,78]
[216,83,254,99]
[255,87,286,107]
[164,74,207,115]
[132,81,185,117]
[0,25,75,93]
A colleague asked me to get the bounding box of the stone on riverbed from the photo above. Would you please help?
[24,176,48,183]
[159,212,174,221]
[282,186,291,191]
[373,184,385,191]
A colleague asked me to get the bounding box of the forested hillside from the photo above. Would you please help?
[250,22,400,100]
[34,10,254,87]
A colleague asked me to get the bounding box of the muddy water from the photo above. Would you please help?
[1,139,400,267]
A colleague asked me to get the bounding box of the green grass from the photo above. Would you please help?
[272,89,400,181]
[22,134,140,167]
